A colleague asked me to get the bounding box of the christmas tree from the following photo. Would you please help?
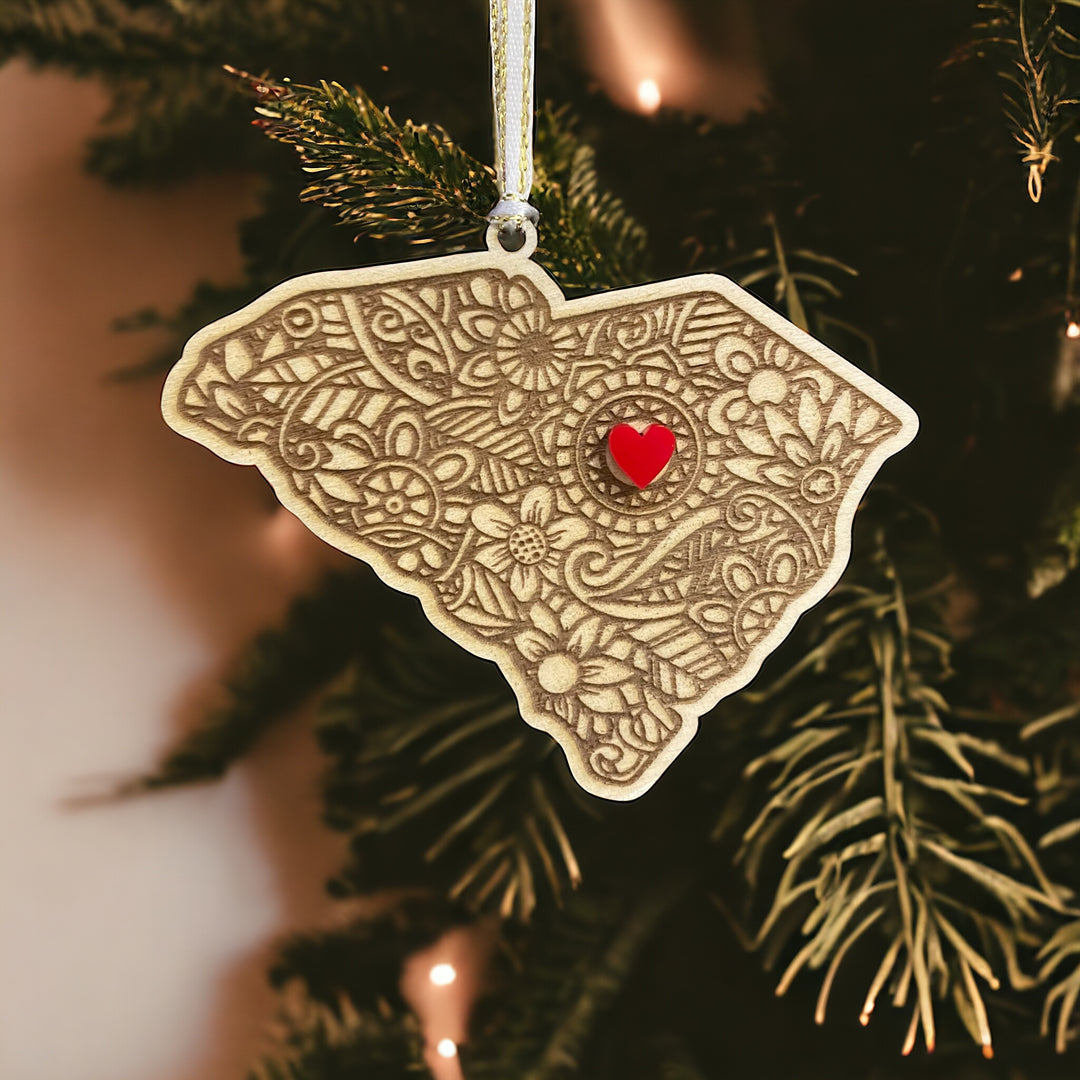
[7,0,1080,1075]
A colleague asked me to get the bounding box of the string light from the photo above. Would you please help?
[636,77,661,113]
[1067,321,1080,339]
[429,962,457,986]
[436,1038,458,1059]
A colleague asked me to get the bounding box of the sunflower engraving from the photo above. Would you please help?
[720,380,899,501]
[513,600,637,738]
[493,305,578,392]
[470,487,588,602]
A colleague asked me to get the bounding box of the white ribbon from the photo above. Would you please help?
[488,0,539,226]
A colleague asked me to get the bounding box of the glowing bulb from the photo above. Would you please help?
[636,78,661,113]
[436,1038,458,1059]
[1067,321,1080,339]
[429,963,457,987]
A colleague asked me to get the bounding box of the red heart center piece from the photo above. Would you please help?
[607,423,677,489]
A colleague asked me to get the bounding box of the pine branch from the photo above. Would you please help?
[119,571,371,793]
[269,897,469,1015]
[730,514,1065,1056]
[1020,701,1080,1049]
[462,877,689,1079]
[647,1036,710,1080]
[241,74,649,289]
[529,103,651,290]
[252,987,431,1080]
[0,0,408,181]
[1027,455,1080,596]
[722,215,874,371]
[244,74,495,248]
[521,874,691,1080]
[977,0,1080,201]
[1036,918,1080,1050]
[109,279,272,381]
[318,613,592,919]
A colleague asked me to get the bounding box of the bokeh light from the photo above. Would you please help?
[429,963,457,987]
[636,77,661,112]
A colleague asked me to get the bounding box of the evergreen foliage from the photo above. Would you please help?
[730,510,1063,1056]
[250,992,431,1080]
[9,0,1080,1076]
[119,571,372,791]
[977,0,1080,202]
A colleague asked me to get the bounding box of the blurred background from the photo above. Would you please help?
[0,60,346,1080]
[6,1,1080,1079]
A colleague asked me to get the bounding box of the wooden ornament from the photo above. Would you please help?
[162,226,918,800]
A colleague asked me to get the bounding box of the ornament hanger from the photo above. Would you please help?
[487,0,539,237]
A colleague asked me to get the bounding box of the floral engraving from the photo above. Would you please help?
[163,251,917,799]
[472,487,588,602]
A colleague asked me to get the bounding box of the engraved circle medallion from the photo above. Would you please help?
[350,462,440,548]
[554,372,724,533]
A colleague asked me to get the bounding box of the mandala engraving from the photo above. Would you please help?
[162,246,918,800]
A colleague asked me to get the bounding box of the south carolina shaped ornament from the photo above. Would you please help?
[162,228,917,800]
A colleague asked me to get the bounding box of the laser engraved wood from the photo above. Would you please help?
[162,230,918,800]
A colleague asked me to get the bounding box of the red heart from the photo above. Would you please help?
[607,423,677,489]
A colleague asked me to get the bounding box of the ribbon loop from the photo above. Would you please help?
[488,0,537,228]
